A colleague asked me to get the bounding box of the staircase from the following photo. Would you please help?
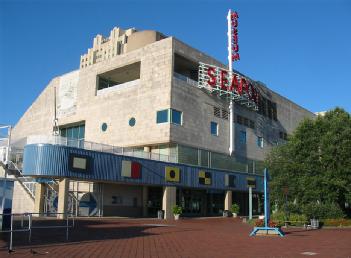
[1,148,79,215]
[7,160,36,199]
[0,125,78,215]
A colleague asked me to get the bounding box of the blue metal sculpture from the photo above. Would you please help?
[250,168,285,237]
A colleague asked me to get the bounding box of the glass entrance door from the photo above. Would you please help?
[179,189,206,216]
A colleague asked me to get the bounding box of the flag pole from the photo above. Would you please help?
[227,9,234,156]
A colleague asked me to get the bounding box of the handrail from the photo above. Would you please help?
[26,135,177,163]
[0,212,75,252]
[45,179,79,211]
[7,160,35,199]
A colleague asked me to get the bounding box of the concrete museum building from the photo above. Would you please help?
[1,27,315,219]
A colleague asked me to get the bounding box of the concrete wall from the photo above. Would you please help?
[11,38,174,148]
[11,79,58,144]
[103,183,142,217]
[11,181,35,214]
[127,30,163,53]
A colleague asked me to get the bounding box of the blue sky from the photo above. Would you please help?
[0,0,350,125]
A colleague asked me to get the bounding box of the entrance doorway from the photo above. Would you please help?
[178,188,225,217]
[147,187,163,217]
[179,189,206,216]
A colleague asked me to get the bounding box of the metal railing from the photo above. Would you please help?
[174,72,198,87]
[0,212,75,252]
[43,181,79,217]
[26,135,177,163]
[7,160,36,199]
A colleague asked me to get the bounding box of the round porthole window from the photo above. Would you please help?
[101,123,108,132]
[129,117,136,127]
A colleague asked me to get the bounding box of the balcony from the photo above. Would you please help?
[173,72,198,87]
[26,135,177,163]
[97,79,140,96]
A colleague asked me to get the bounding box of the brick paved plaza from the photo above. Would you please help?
[0,218,350,258]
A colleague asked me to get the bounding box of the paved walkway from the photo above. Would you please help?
[0,217,350,257]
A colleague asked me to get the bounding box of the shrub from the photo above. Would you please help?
[247,219,257,226]
[254,219,264,227]
[172,205,182,215]
[323,219,351,227]
[254,219,281,228]
[271,211,286,222]
[302,202,344,219]
[286,202,301,214]
[289,213,307,223]
[268,220,280,228]
[230,203,240,214]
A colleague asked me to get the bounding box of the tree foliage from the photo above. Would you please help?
[265,108,351,216]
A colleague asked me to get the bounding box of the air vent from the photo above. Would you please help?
[222,109,229,120]
[214,107,221,118]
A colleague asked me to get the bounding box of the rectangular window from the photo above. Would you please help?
[171,109,182,125]
[174,53,199,82]
[272,102,277,121]
[60,124,85,148]
[236,115,243,125]
[97,62,140,91]
[239,131,246,144]
[279,131,288,140]
[257,136,264,148]
[156,110,169,123]
[211,122,218,136]
[249,120,255,129]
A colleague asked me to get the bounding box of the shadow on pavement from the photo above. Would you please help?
[0,218,166,250]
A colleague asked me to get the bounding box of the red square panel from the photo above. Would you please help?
[131,162,141,179]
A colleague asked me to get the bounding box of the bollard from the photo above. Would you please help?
[9,214,13,252]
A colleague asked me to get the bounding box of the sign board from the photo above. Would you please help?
[69,153,92,173]
[58,70,79,118]
[246,177,257,188]
[198,62,259,110]
[230,11,240,62]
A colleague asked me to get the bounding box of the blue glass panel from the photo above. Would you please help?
[156,110,169,123]
[67,128,73,139]
[72,126,79,139]
[211,122,218,136]
[79,125,85,139]
[240,131,246,144]
[171,109,182,125]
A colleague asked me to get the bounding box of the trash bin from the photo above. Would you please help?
[157,210,164,219]
[223,210,231,217]
[310,219,319,229]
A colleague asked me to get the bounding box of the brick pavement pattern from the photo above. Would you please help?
[0,218,350,258]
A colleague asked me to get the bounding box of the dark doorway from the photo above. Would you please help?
[177,188,225,217]
[147,187,163,217]
[178,189,206,216]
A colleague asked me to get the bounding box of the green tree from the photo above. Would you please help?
[265,108,351,216]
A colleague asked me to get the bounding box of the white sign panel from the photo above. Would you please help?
[57,70,79,118]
